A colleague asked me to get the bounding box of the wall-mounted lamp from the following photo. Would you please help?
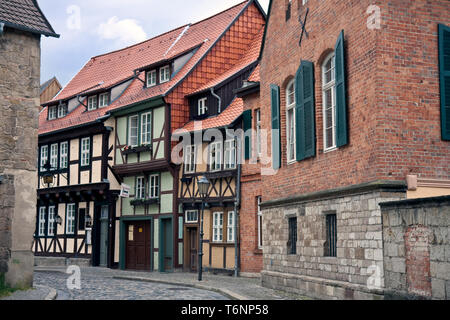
[85,214,93,228]
[55,215,63,225]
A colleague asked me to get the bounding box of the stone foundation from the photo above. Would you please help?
[260,181,406,300]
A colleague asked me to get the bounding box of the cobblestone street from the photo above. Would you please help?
[34,269,229,300]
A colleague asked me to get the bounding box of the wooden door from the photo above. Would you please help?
[161,219,173,272]
[189,228,198,272]
[99,206,108,267]
[125,221,151,271]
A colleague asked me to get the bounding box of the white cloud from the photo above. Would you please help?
[97,16,147,47]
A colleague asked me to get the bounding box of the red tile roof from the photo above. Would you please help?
[179,27,263,133]
[39,0,251,135]
[248,64,260,82]
[180,97,244,133]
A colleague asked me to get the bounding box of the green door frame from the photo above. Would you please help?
[159,215,173,273]
[119,216,154,271]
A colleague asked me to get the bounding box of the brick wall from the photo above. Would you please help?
[381,196,450,300]
[259,0,450,202]
[241,91,263,274]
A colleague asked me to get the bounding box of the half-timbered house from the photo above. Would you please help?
[34,0,266,272]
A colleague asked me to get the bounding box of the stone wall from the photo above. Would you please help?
[381,196,450,300]
[261,182,406,299]
[0,27,41,288]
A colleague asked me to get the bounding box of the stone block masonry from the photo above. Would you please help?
[381,196,450,300]
[0,27,41,288]
[260,182,406,300]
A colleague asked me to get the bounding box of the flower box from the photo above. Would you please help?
[123,145,152,155]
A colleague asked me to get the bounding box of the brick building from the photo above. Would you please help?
[0,0,58,288]
[255,0,450,299]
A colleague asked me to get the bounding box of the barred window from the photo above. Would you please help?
[149,174,159,199]
[288,217,297,255]
[47,206,56,236]
[325,213,337,257]
[66,204,76,235]
[213,212,223,242]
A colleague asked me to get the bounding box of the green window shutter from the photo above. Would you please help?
[270,84,281,169]
[243,109,252,160]
[335,30,349,147]
[439,24,450,141]
[295,60,316,161]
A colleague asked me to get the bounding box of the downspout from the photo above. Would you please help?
[210,88,222,113]
[234,135,242,278]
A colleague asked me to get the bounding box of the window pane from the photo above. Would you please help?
[129,116,138,146]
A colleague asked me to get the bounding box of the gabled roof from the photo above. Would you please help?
[40,76,61,94]
[39,0,265,135]
[0,0,59,37]
[187,26,264,96]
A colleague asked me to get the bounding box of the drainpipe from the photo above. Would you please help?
[234,135,242,278]
[0,23,4,36]
[210,88,222,113]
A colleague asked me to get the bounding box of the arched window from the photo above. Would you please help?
[322,53,336,151]
[286,79,296,163]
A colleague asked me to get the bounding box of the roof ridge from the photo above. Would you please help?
[90,24,189,61]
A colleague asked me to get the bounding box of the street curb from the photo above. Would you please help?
[34,285,58,300]
[113,275,250,300]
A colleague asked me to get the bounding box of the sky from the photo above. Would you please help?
[39,0,270,87]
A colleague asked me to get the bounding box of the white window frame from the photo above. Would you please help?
[149,174,159,199]
[256,109,262,157]
[184,144,197,174]
[141,112,152,145]
[227,211,235,243]
[40,145,48,172]
[213,212,223,243]
[48,106,57,120]
[47,206,56,237]
[185,210,199,224]
[136,176,145,199]
[159,65,170,83]
[98,93,109,108]
[57,104,67,118]
[128,115,139,147]
[38,207,46,236]
[198,97,208,116]
[257,196,263,249]
[322,52,337,152]
[224,139,236,170]
[60,141,68,169]
[66,204,76,235]
[286,79,296,163]
[209,141,222,172]
[87,96,98,111]
[147,70,157,87]
[50,143,58,170]
[80,137,90,167]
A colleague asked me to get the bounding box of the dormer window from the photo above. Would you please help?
[160,65,170,83]
[147,70,157,87]
[198,97,208,116]
[57,104,67,118]
[88,96,98,111]
[98,93,109,108]
[48,106,57,120]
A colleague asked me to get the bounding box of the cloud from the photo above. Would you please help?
[97,16,147,47]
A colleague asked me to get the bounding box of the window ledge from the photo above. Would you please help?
[323,146,338,154]
[254,249,263,255]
